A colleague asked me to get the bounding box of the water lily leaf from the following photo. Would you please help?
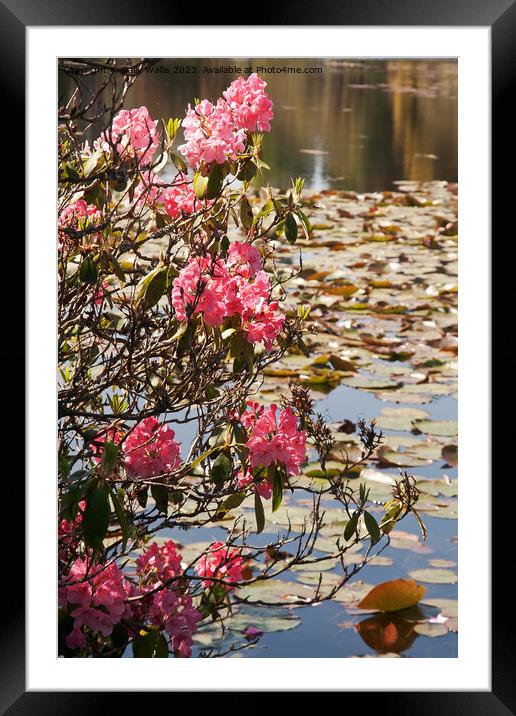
[420,598,458,618]
[237,579,316,603]
[413,419,458,437]
[377,447,432,468]
[376,407,429,431]
[408,568,457,584]
[324,284,359,297]
[358,579,426,612]
[413,622,448,637]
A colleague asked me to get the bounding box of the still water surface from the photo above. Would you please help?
[118,58,457,192]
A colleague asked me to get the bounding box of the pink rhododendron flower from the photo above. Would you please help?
[178,98,246,169]
[195,541,245,591]
[133,541,201,658]
[236,468,272,500]
[65,627,86,650]
[60,558,130,648]
[60,541,201,658]
[58,199,102,250]
[98,106,160,165]
[171,242,284,348]
[223,73,274,132]
[240,400,265,429]
[171,255,230,326]
[123,417,181,479]
[90,426,122,464]
[136,540,183,582]
[93,281,110,306]
[161,180,212,219]
[245,403,307,476]
[243,299,285,350]
[132,171,165,207]
[226,241,262,278]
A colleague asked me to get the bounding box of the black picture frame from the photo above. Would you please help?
[4,0,509,711]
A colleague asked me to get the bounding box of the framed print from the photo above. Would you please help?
[3,0,510,710]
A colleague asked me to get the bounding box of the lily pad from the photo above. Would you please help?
[413,622,448,637]
[413,419,458,437]
[408,568,458,584]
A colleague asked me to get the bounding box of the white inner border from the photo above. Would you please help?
[27,27,490,691]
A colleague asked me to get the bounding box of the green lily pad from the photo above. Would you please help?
[408,568,458,584]
[413,622,449,637]
[413,419,458,437]
[376,407,430,431]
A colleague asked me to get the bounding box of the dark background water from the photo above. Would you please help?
[59,58,457,193]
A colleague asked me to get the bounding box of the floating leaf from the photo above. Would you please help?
[358,579,426,612]
[408,568,457,584]
[413,622,448,637]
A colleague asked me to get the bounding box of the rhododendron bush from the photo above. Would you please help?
[58,59,421,658]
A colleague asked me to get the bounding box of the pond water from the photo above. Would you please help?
[119,58,457,192]
[60,58,457,193]
[164,383,458,658]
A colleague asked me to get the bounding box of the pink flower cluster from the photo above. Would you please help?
[58,199,102,250]
[171,241,284,349]
[132,170,165,208]
[162,181,203,219]
[98,106,160,165]
[237,468,272,499]
[91,418,181,479]
[133,541,201,658]
[195,541,245,591]
[58,500,86,562]
[178,74,273,169]
[244,402,307,476]
[178,98,246,169]
[123,417,181,479]
[130,172,209,221]
[223,73,274,133]
[59,558,130,650]
[60,541,201,657]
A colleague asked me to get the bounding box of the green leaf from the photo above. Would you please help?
[110,489,132,549]
[239,196,254,230]
[296,209,312,238]
[154,633,169,657]
[136,266,168,308]
[237,161,257,182]
[284,213,298,244]
[271,465,283,513]
[143,268,167,308]
[211,453,232,485]
[81,484,110,549]
[80,255,98,285]
[193,171,209,199]
[216,491,246,516]
[206,163,224,199]
[170,151,188,174]
[101,440,119,475]
[364,511,382,545]
[344,511,359,541]
[132,629,162,658]
[151,484,169,514]
[109,255,125,283]
[254,490,265,534]
[253,199,274,224]
[297,337,310,357]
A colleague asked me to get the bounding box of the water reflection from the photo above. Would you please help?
[355,606,426,655]
[59,58,457,192]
